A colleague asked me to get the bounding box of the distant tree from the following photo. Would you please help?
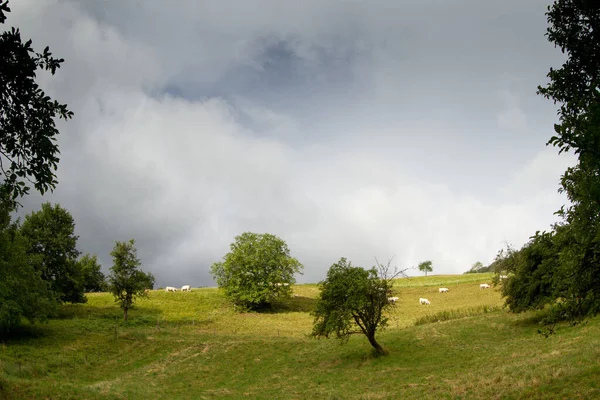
[78,253,107,293]
[311,257,406,356]
[0,191,55,332]
[471,261,483,272]
[210,232,304,310]
[20,202,85,303]
[107,239,154,321]
[0,1,73,207]
[418,260,433,277]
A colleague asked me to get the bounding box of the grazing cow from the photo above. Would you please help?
[144,288,150,293]
[181,285,191,292]
[480,283,491,289]
[419,298,431,305]
[165,286,177,292]
[388,296,399,304]
[439,287,449,293]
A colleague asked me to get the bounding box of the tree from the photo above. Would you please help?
[311,257,405,356]
[500,232,555,311]
[418,260,433,277]
[0,191,55,332]
[78,253,107,293]
[464,261,485,274]
[107,239,154,321]
[19,202,85,303]
[210,232,304,310]
[500,0,600,330]
[0,1,73,207]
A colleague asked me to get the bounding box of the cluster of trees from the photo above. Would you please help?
[211,232,405,355]
[1,200,155,329]
[1,2,153,330]
[490,0,600,332]
[464,261,493,274]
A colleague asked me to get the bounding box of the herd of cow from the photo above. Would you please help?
[164,285,192,292]
[388,281,497,307]
[159,278,505,306]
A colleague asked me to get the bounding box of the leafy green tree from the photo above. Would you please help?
[501,0,600,330]
[311,258,404,356]
[0,190,55,332]
[464,261,486,274]
[418,260,433,276]
[501,232,559,313]
[210,232,304,310]
[20,202,85,303]
[0,1,73,207]
[78,253,107,293]
[107,239,155,321]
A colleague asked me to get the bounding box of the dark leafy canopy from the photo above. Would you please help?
[0,1,73,206]
[0,191,55,332]
[78,253,107,293]
[418,260,433,276]
[501,0,600,330]
[210,232,304,310]
[108,239,155,321]
[311,258,402,355]
[19,202,85,304]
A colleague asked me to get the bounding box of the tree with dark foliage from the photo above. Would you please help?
[311,257,406,356]
[20,202,85,304]
[0,1,73,206]
[502,0,600,332]
[108,239,155,321]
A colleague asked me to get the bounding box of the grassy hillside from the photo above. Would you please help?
[1,273,599,399]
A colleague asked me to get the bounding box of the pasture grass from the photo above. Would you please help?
[1,273,599,399]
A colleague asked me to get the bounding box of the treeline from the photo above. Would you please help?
[477,1,600,333]
[0,198,108,331]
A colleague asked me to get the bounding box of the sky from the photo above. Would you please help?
[7,0,575,288]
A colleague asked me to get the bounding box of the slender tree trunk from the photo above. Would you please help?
[124,306,128,321]
[366,332,385,355]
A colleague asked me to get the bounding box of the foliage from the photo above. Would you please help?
[19,202,85,304]
[210,232,303,310]
[107,239,155,321]
[464,261,489,274]
[418,260,433,276]
[500,232,559,313]
[311,257,404,355]
[0,189,55,332]
[501,0,600,331]
[78,253,107,293]
[0,1,73,207]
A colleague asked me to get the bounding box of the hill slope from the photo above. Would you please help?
[1,273,598,399]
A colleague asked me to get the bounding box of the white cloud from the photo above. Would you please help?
[6,0,573,287]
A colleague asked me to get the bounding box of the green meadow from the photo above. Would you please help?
[1,273,599,399]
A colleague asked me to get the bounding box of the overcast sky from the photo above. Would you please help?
[8,0,574,287]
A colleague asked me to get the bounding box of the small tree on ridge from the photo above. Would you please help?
[418,260,433,277]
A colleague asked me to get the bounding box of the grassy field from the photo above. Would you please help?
[1,273,599,399]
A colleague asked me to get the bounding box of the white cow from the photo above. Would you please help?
[439,287,449,293]
[181,285,191,292]
[165,286,177,292]
[419,298,431,305]
[480,283,491,289]
[388,296,399,304]
[499,275,508,281]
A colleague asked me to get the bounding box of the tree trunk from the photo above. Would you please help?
[124,306,128,321]
[366,332,385,355]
